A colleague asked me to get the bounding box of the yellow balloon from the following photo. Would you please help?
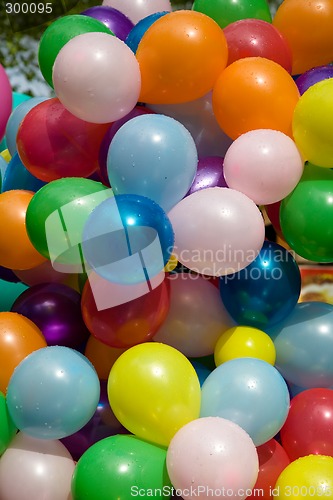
[274,455,333,499]
[164,253,178,272]
[107,342,201,447]
[214,325,276,366]
[293,79,333,168]
[0,149,11,163]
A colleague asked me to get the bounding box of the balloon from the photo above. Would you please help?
[7,346,100,439]
[268,302,333,388]
[265,201,282,237]
[0,156,7,186]
[13,259,79,289]
[0,392,17,456]
[296,65,333,96]
[0,279,29,313]
[25,177,111,268]
[125,11,168,53]
[247,439,290,500]
[224,19,292,72]
[223,129,304,205]
[107,342,201,446]
[200,358,290,446]
[53,32,141,124]
[107,114,198,212]
[186,156,227,195]
[153,273,234,357]
[0,311,47,394]
[81,272,170,348]
[5,97,48,157]
[280,163,333,262]
[293,79,333,168]
[136,10,228,104]
[0,432,75,500]
[82,194,174,285]
[190,360,212,387]
[167,417,259,499]
[102,0,171,24]
[72,434,172,500]
[273,0,333,75]
[213,57,300,140]
[219,241,301,329]
[192,0,271,28]
[214,325,276,366]
[0,266,20,283]
[0,64,12,142]
[168,187,265,276]
[38,14,113,87]
[81,6,134,41]
[0,190,46,270]
[84,336,126,380]
[275,455,333,500]
[280,388,333,461]
[1,152,46,192]
[11,283,90,348]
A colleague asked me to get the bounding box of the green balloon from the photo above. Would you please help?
[280,163,333,262]
[25,178,112,268]
[0,279,29,312]
[192,0,272,29]
[38,15,114,88]
[71,434,172,500]
[0,392,17,456]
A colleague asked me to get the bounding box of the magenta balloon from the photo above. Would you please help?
[0,64,12,141]
[11,283,90,348]
[296,65,333,95]
[81,6,134,41]
[187,156,227,195]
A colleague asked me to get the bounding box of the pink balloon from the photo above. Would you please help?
[0,64,12,142]
[223,129,304,205]
[167,417,259,500]
[53,32,141,124]
[102,0,171,24]
[168,187,265,276]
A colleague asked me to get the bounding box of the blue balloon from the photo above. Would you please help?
[5,97,48,156]
[0,155,7,187]
[107,114,198,213]
[190,360,212,387]
[200,357,290,446]
[0,92,31,151]
[219,241,301,329]
[125,11,168,53]
[2,152,46,192]
[82,194,174,285]
[6,346,100,439]
[267,302,333,389]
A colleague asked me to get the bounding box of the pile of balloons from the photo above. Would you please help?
[1,0,333,498]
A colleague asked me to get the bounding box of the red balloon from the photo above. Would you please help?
[16,98,110,182]
[247,439,290,500]
[224,19,292,73]
[265,201,282,237]
[81,272,170,348]
[280,388,333,460]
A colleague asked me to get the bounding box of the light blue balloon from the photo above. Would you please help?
[0,156,7,188]
[200,357,290,446]
[267,301,333,389]
[0,92,31,151]
[5,97,48,156]
[6,346,100,440]
[2,152,46,193]
[125,11,168,53]
[107,114,198,213]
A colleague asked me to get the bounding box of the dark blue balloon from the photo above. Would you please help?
[219,241,301,329]
[125,11,168,53]
[2,152,46,193]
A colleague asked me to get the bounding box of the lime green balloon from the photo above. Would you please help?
[0,392,17,456]
[192,0,272,29]
[71,435,172,500]
[38,15,114,88]
[280,163,333,262]
[25,178,112,268]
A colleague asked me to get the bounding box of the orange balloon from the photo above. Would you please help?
[84,336,127,380]
[273,0,333,75]
[212,57,300,140]
[0,312,47,393]
[0,190,46,270]
[136,10,228,104]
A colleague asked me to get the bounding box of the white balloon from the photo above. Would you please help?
[102,0,172,24]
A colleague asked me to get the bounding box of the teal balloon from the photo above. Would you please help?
[0,156,7,190]
[190,360,212,387]
[0,279,29,312]
[200,357,290,446]
[2,153,46,192]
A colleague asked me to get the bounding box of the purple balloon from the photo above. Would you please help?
[296,65,333,95]
[186,156,228,196]
[11,283,90,347]
[61,380,128,461]
[81,6,134,41]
